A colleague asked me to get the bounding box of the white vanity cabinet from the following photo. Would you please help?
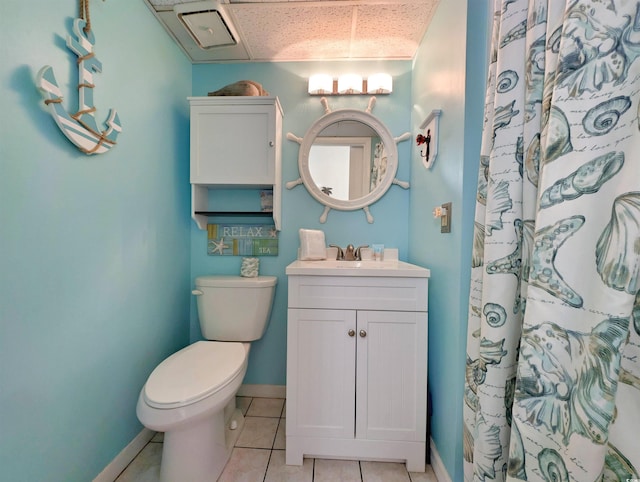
[285,261,429,471]
[188,96,283,230]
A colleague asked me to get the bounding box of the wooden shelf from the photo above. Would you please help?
[194,211,273,217]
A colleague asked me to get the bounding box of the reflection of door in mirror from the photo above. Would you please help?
[309,137,372,201]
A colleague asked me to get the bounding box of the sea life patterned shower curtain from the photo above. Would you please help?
[463,1,640,481]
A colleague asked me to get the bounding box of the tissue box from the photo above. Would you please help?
[299,229,327,260]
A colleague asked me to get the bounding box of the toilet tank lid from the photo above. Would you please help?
[195,275,277,288]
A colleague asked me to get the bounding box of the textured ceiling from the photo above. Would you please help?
[144,0,440,62]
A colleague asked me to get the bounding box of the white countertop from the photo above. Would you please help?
[285,259,431,278]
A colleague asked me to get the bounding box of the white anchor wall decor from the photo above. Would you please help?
[36,0,122,155]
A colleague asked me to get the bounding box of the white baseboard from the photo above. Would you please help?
[93,428,155,482]
[430,437,452,482]
[238,383,286,399]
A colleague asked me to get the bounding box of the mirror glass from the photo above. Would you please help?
[297,107,399,212]
[308,120,386,201]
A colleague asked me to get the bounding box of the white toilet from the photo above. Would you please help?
[136,275,277,482]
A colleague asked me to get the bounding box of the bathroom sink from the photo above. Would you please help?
[285,258,430,277]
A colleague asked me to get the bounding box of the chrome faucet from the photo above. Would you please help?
[329,244,344,260]
[330,244,368,261]
[344,244,356,261]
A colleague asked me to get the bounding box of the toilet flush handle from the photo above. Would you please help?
[192,289,203,296]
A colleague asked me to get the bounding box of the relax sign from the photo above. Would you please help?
[207,224,278,256]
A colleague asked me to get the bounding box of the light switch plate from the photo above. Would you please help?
[441,202,451,233]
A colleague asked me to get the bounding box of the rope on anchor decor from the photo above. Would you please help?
[79,0,93,33]
[36,0,122,155]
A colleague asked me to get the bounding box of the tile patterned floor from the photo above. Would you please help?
[115,397,438,482]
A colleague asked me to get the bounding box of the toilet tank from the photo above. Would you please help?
[193,275,277,341]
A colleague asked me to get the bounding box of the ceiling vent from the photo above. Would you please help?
[176,2,236,49]
[143,0,249,62]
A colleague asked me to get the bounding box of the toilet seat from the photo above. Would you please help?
[143,341,246,409]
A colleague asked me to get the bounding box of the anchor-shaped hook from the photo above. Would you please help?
[36,18,122,155]
[416,129,431,162]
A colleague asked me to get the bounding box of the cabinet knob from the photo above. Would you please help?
[348,329,355,337]
[269,141,275,147]
[359,330,367,338]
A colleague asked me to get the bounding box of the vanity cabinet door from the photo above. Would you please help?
[355,310,427,442]
[286,308,356,439]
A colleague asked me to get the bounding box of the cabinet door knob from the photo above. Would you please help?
[359,330,367,338]
[348,329,355,337]
[269,141,275,147]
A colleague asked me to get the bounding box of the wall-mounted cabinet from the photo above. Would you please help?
[189,96,283,230]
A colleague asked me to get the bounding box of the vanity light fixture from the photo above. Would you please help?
[337,74,363,94]
[307,74,334,95]
[308,73,392,95]
[366,73,393,94]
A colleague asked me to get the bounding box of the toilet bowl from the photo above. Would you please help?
[137,341,249,481]
[136,275,277,482]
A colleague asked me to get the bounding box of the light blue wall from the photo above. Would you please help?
[190,61,413,385]
[409,1,489,481]
[0,1,192,480]
[1,1,488,479]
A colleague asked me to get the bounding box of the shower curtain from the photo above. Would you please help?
[463,1,640,481]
